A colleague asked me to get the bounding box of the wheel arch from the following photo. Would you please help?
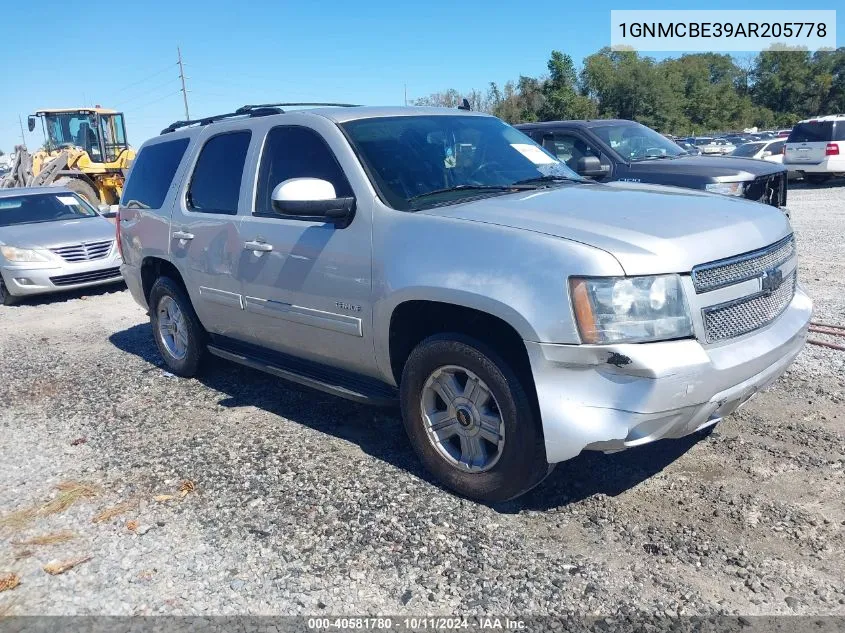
[140,256,188,305]
[384,297,541,433]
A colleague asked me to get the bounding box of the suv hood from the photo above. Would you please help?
[420,182,791,275]
[626,154,786,180]
[0,217,113,250]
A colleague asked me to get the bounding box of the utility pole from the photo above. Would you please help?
[18,114,26,146]
[404,84,407,106]
[177,46,190,120]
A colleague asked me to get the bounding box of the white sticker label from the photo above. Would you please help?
[56,196,79,206]
[511,143,557,165]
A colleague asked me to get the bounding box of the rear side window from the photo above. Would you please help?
[731,143,764,157]
[835,123,845,141]
[121,138,189,209]
[255,126,352,216]
[187,131,251,215]
[788,122,835,143]
[768,140,785,153]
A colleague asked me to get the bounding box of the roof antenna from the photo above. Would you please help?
[457,98,471,111]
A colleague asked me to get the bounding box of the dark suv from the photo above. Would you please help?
[516,119,788,210]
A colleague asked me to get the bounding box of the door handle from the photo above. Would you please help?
[172,230,195,241]
[244,240,273,253]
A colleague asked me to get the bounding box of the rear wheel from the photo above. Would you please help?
[52,177,100,206]
[805,174,831,185]
[400,334,550,503]
[149,276,206,377]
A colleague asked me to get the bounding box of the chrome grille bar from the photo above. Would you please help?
[691,234,795,293]
[702,271,797,342]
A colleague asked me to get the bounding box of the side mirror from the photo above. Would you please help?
[575,155,606,178]
[271,178,355,228]
[27,116,36,132]
[760,150,772,158]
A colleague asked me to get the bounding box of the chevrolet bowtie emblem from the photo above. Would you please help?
[760,267,784,294]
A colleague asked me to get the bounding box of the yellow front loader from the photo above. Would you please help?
[0,108,136,207]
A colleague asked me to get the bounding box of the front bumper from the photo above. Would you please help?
[528,287,812,464]
[1,252,123,297]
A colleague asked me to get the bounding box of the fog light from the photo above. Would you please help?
[14,278,34,285]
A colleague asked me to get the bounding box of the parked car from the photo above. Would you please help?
[516,119,788,210]
[731,139,801,181]
[675,140,701,156]
[784,115,845,184]
[119,104,810,502]
[723,134,755,146]
[0,187,123,305]
[777,129,793,138]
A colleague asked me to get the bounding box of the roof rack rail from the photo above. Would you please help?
[160,103,360,134]
[235,102,360,114]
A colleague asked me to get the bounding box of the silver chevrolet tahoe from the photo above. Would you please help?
[118,104,812,502]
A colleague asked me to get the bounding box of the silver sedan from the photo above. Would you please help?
[0,187,123,305]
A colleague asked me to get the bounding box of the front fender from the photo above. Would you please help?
[371,206,624,383]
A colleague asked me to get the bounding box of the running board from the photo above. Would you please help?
[207,343,398,407]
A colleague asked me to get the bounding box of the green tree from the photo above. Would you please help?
[752,48,813,120]
[539,51,596,120]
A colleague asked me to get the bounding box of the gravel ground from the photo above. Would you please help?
[0,183,843,617]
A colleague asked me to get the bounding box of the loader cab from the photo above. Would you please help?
[34,108,129,164]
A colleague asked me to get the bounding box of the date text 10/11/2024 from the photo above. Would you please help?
[307,617,527,630]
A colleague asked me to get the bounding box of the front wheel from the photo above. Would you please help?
[400,334,550,503]
[0,277,19,306]
[149,276,206,377]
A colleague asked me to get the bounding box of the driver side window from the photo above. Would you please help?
[541,132,601,171]
[255,126,352,216]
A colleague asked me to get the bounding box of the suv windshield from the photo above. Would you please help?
[341,115,579,210]
[0,192,98,227]
[590,122,686,161]
[788,121,839,143]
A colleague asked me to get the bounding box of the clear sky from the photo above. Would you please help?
[0,0,841,152]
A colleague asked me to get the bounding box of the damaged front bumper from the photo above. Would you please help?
[528,287,812,464]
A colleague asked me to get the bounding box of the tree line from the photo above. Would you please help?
[413,47,845,135]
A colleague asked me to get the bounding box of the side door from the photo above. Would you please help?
[234,120,377,376]
[169,128,253,336]
[533,129,613,180]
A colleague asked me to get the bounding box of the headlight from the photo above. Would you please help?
[0,246,52,263]
[569,275,693,344]
[705,182,745,197]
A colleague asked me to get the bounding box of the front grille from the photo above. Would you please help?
[743,171,786,208]
[49,267,122,287]
[50,240,113,262]
[703,271,796,342]
[692,235,795,293]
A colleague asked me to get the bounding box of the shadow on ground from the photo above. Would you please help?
[789,176,845,190]
[110,322,702,512]
[3,281,126,307]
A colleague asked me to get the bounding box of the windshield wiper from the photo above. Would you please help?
[635,154,679,161]
[408,184,535,203]
[512,174,587,186]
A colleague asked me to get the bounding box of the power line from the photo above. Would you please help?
[113,77,181,109]
[123,90,183,114]
[111,63,179,98]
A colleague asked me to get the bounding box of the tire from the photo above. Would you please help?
[806,174,831,185]
[400,333,549,503]
[52,177,100,206]
[0,276,19,306]
[148,276,206,377]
